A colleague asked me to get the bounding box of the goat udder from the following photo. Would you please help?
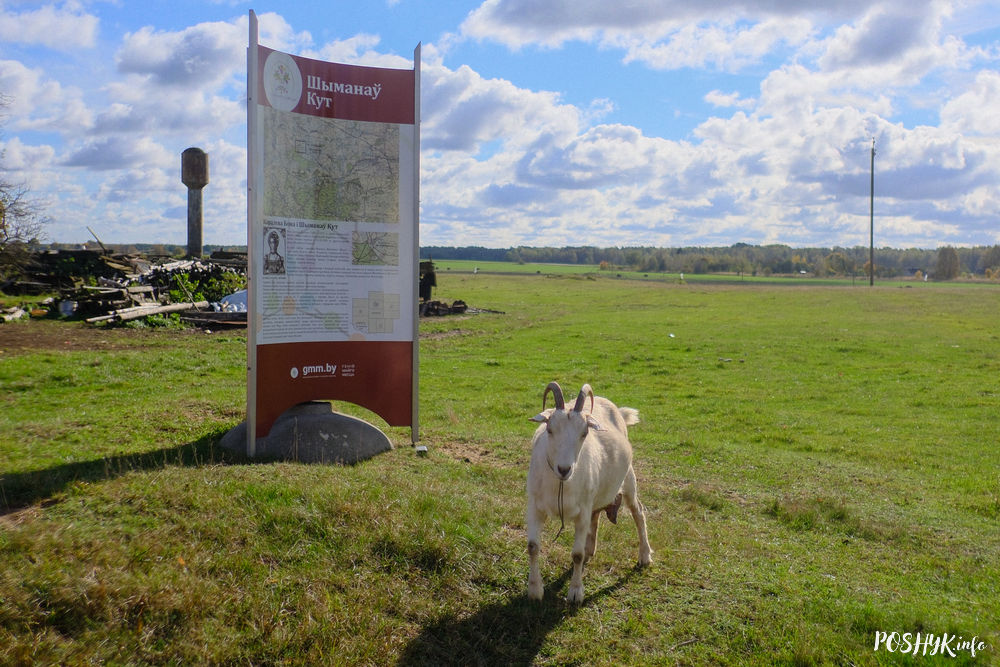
[592,493,623,524]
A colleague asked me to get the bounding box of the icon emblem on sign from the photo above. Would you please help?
[263,51,302,111]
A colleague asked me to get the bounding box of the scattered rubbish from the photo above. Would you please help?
[216,289,247,312]
[1,307,27,323]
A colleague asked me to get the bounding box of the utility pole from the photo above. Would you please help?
[869,137,875,287]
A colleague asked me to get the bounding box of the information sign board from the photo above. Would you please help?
[247,12,419,454]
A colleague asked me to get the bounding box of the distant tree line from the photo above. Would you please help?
[37,242,1000,281]
[423,244,1000,280]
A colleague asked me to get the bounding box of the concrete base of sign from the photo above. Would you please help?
[220,401,392,464]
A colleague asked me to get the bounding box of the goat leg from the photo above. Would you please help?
[526,507,545,600]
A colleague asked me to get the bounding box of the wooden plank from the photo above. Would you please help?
[86,301,209,323]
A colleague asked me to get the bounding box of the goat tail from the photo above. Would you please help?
[619,407,640,426]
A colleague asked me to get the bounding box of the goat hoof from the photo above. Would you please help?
[638,551,653,567]
[566,585,584,604]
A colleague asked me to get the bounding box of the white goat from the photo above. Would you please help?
[526,381,652,603]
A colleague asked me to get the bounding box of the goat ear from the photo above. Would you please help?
[586,415,606,431]
[530,408,555,423]
[529,413,547,423]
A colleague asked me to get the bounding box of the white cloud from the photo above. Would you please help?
[0,135,56,172]
[96,168,175,202]
[614,17,814,72]
[116,21,245,88]
[311,34,413,69]
[460,0,838,71]
[820,4,939,70]
[421,61,580,153]
[0,59,90,133]
[704,89,755,109]
[517,124,665,189]
[95,82,243,136]
[940,69,1000,135]
[0,2,98,50]
[813,1,979,92]
[63,135,173,170]
[251,11,314,53]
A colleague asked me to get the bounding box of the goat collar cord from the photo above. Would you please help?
[553,479,565,543]
[546,456,566,542]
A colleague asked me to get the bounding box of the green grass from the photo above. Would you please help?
[2,275,999,665]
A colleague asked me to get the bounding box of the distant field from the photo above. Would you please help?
[426,258,991,288]
[1,274,998,664]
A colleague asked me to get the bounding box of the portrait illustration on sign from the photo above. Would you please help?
[263,227,286,275]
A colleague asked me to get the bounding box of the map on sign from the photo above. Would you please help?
[261,106,399,223]
[352,231,399,266]
[353,291,401,334]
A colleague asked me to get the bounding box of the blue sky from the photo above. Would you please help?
[2,0,1000,249]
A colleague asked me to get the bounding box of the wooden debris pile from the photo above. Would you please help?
[419,299,468,317]
[2,249,247,326]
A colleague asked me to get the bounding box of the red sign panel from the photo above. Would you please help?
[255,341,414,434]
[258,46,415,125]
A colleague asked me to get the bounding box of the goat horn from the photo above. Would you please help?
[543,382,565,411]
[573,384,595,413]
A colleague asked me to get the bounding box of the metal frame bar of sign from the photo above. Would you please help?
[246,11,420,456]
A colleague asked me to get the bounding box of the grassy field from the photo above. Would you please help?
[1,274,998,665]
[429,258,1000,289]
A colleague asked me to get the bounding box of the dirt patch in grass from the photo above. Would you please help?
[420,328,473,340]
[433,440,495,465]
[0,504,45,529]
[0,319,224,355]
[0,318,471,354]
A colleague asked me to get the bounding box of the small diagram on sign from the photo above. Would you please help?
[352,231,399,266]
[353,291,400,334]
[263,227,286,275]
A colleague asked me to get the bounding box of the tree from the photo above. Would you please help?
[1,94,48,280]
[935,246,960,280]
[0,182,47,279]
[825,251,852,276]
[978,245,1000,275]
